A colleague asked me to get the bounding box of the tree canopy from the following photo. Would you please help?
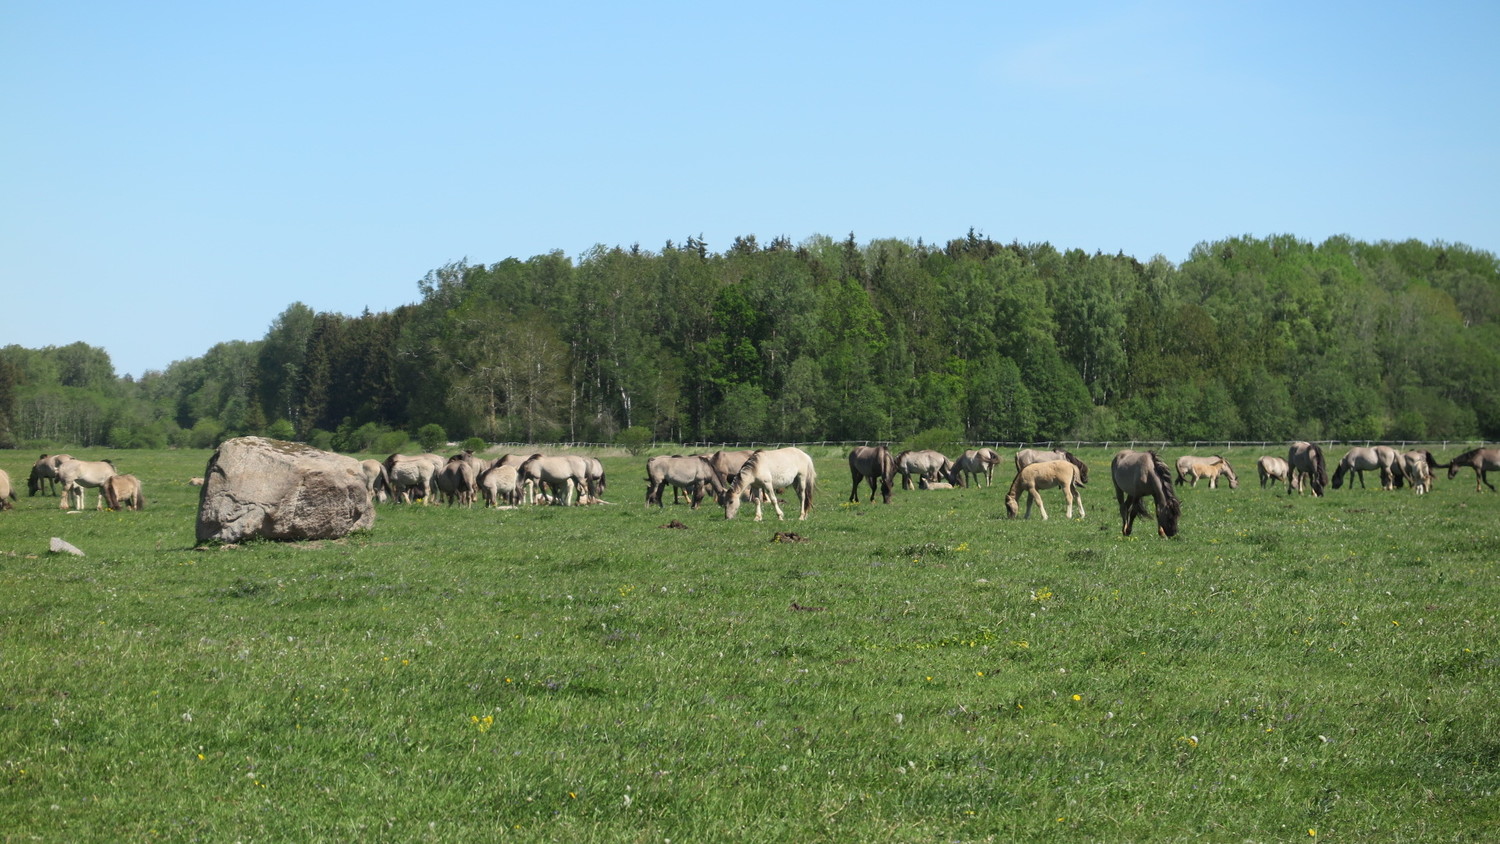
[4,232,1497,449]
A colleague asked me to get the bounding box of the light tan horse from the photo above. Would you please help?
[478,463,522,507]
[1004,460,1085,520]
[723,447,817,521]
[1401,449,1439,495]
[56,458,118,510]
[384,453,445,504]
[103,474,146,511]
[1015,448,1091,484]
[1257,455,1290,489]
[0,469,15,510]
[1178,456,1238,489]
[359,459,392,503]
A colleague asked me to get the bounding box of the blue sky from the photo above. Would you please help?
[4,1,1498,379]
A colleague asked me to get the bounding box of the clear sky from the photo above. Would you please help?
[4,1,1498,379]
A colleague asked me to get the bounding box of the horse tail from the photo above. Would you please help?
[135,486,146,511]
[1068,453,1089,485]
[1311,444,1328,494]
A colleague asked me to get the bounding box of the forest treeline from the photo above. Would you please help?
[3,231,1498,451]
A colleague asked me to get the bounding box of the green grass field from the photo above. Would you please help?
[1,447,1496,842]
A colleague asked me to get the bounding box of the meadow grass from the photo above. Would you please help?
[0,447,1496,842]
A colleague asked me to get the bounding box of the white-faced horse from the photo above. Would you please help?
[56,458,118,510]
[1004,460,1085,520]
[723,447,817,521]
[1111,449,1180,537]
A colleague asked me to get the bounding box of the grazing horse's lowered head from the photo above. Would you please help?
[1111,449,1180,538]
[1445,447,1500,492]
[1287,442,1328,497]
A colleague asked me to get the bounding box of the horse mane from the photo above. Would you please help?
[1451,447,1480,466]
[1064,452,1089,484]
[1311,444,1328,491]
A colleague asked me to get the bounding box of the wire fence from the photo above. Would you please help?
[473,439,1492,453]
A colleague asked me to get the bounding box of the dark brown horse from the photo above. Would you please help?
[1446,447,1500,492]
[1287,441,1328,497]
[1111,449,1180,537]
[848,445,896,503]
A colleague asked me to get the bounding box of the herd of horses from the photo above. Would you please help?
[8,443,1499,541]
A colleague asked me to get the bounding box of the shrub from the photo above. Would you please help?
[615,426,653,456]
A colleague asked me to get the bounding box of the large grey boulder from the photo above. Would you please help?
[196,437,374,543]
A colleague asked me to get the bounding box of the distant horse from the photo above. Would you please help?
[1176,455,1238,490]
[56,458,118,510]
[436,454,481,507]
[1401,449,1440,495]
[1004,460,1085,520]
[0,469,15,510]
[1111,449,1180,537]
[1332,446,1402,490]
[1175,455,1238,489]
[1287,442,1328,497]
[1445,446,1500,492]
[951,449,1002,488]
[894,449,954,490]
[847,445,896,503]
[518,454,590,506]
[1257,456,1290,489]
[27,453,73,496]
[646,455,727,509]
[723,447,817,521]
[385,453,445,504]
[1015,448,1091,485]
[103,474,146,511]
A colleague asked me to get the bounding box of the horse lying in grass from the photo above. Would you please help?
[1445,446,1500,492]
[1111,449,1180,537]
[1004,460,1085,520]
[103,474,145,511]
[723,447,816,521]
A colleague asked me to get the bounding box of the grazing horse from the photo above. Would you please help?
[478,463,522,507]
[436,455,481,507]
[723,447,817,521]
[1445,447,1500,492]
[27,453,73,496]
[1287,442,1328,497]
[1015,448,1091,485]
[1257,456,1290,489]
[517,454,590,505]
[1401,449,1440,495]
[951,449,1002,488]
[1332,446,1402,490]
[895,449,955,490]
[56,458,118,510]
[0,469,15,510]
[1111,449,1181,537]
[848,445,896,503]
[384,453,446,504]
[103,474,146,511]
[585,457,607,500]
[646,455,728,509]
[1004,460,1085,520]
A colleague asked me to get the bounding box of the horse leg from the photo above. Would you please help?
[1032,489,1048,520]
